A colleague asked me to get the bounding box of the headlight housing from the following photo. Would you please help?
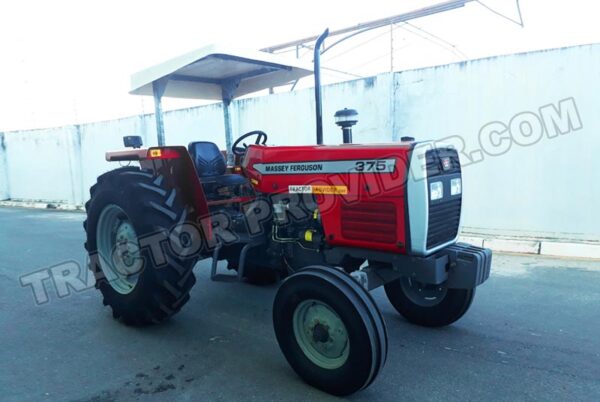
[429,181,443,201]
[450,178,462,196]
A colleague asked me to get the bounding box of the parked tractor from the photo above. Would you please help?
[83,30,491,396]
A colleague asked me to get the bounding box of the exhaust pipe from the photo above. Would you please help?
[334,108,358,144]
[314,28,329,145]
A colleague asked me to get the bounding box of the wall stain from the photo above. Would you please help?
[363,76,376,89]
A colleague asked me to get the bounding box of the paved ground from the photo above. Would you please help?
[0,207,599,402]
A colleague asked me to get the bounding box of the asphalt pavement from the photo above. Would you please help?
[0,207,599,402]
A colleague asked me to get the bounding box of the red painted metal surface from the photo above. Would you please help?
[138,147,212,240]
[243,144,412,253]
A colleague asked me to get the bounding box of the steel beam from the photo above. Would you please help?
[261,0,472,53]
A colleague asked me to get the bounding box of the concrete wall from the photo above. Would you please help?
[393,44,600,240]
[3,126,79,203]
[0,133,9,200]
[1,43,598,240]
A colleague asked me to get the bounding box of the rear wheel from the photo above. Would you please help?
[384,277,475,327]
[84,167,199,326]
[273,266,387,396]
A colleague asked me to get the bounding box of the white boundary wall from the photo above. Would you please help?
[0,44,598,241]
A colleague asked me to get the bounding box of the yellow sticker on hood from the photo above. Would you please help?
[288,185,348,195]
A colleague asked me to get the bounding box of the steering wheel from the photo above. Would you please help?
[232,130,268,156]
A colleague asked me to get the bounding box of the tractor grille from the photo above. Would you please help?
[341,202,396,244]
[425,148,462,249]
[427,198,461,248]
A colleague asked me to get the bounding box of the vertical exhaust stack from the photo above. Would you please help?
[314,29,329,145]
[334,108,359,144]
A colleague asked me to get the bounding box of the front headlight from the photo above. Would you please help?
[429,181,443,201]
[450,178,462,196]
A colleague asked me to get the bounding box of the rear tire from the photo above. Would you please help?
[384,277,475,327]
[273,266,387,396]
[84,167,199,326]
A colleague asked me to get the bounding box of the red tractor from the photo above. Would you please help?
[84,31,491,396]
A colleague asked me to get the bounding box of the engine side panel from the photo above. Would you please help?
[243,144,412,253]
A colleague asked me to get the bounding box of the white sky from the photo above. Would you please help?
[0,0,598,131]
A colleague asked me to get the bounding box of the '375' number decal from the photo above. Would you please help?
[355,160,389,172]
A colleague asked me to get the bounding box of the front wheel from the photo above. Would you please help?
[273,266,387,396]
[384,277,475,327]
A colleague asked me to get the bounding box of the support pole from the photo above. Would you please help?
[222,99,234,165]
[221,79,240,166]
[152,78,168,146]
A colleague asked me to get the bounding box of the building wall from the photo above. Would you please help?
[3,126,77,203]
[0,44,598,240]
[393,44,599,240]
[0,133,9,200]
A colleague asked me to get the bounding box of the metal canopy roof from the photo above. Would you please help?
[129,44,313,101]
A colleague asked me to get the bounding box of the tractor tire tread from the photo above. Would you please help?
[84,166,198,326]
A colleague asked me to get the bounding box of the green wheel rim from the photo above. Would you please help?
[292,299,350,370]
[96,204,142,294]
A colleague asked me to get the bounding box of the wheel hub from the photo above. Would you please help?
[400,277,447,307]
[115,221,139,269]
[96,204,142,294]
[312,323,330,343]
[293,299,350,370]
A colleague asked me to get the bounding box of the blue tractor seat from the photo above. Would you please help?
[188,141,249,198]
